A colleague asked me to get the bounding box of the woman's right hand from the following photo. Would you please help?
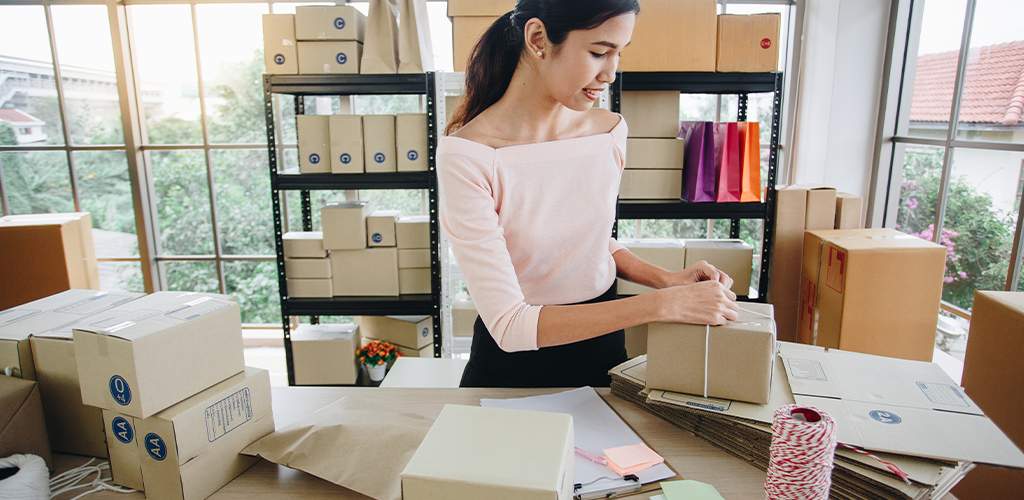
[654,281,739,326]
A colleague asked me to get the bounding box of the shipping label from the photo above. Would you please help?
[205,387,253,442]
[916,381,969,407]
[786,358,828,381]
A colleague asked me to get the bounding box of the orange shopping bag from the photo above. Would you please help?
[738,122,761,202]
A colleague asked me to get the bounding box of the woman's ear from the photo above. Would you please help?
[523,18,549,59]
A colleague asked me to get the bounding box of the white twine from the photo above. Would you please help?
[48,458,135,500]
[701,306,777,398]
[0,454,50,500]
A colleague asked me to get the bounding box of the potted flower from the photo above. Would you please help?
[356,340,402,382]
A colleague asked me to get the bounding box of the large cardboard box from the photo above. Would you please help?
[75,292,245,419]
[297,41,362,75]
[284,257,330,279]
[330,248,400,296]
[0,375,52,471]
[716,14,781,72]
[682,239,753,296]
[615,238,686,295]
[451,299,477,338]
[402,404,574,500]
[297,115,330,173]
[282,231,326,258]
[625,138,685,169]
[30,335,109,457]
[399,268,431,295]
[620,91,680,138]
[798,229,946,361]
[396,215,430,249]
[398,249,430,269]
[617,0,717,72]
[262,14,297,75]
[137,367,274,500]
[103,410,143,490]
[295,6,367,42]
[367,210,400,247]
[292,324,360,385]
[396,113,429,172]
[834,192,863,229]
[357,315,433,350]
[363,115,397,173]
[624,324,648,358]
[286,278,332,298]
[953,292,1024,499]
[322,201,371,250]
[646,302,776,404]
[619,169,683,200]
[447,0,514,72]
[329,115,364,174]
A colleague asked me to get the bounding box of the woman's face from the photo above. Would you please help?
[540,13,636,113]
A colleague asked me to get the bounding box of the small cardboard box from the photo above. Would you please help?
[295,6,367,42]
[447,0,514,72]
[396,215,430,249]
[615,239,686,295]
[30,335,109,457]
[716,14,781,72]
[452,299,477,338]
[282,231,326,258]
[401,404,575,500]
[801,184,838,231]
[682,239,754,296]
[620,91,680,138]
[625,324,648,358]
[362,336,434,358]
[396,114,429,172]
[262,14,297,75]
[329,115,364,174]
[357,315,433,350]
[646,302,776,404]
[297,115,330,173]
[292,324,360,385]
[619,170,683,200]
[625,138,685,169]
[322,201,371,250]
[75,292,245,419]
[798,229,946,361]
[103,410,143,490]
[362,115,397,173]
[398,249,430,269]
[286,278,332,298]
[367,210,401,247]
[0,375,52,471]
[284,257,331,279]
[834,192,863,229]
[137,367,274,500]
[399,268,431,295]
[617,0,717,72]
[330,248,399,296]
[297,41,362,75]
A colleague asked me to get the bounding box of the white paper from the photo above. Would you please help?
[480,387,675,496]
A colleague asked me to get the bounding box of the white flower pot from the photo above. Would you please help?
[367,363,387,382]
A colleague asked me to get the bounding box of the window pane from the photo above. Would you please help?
[679,94,719,122]
[100,261,145,293]
[73,150,139,261]
[162,261,219,293]
[212,149,273,255]
[277,95,297,145]
[224,260,280,324]
[354,95,422,114]
[0,151,73,214]
[130,4,203,145]
[51,5,123,146]
[196,3,268,144]
[359,189,424,216]
[953,1,1024,144]
[150,150,214,255]
[0,5,65,146]
[906,0,968,139]
[893,145,945,236]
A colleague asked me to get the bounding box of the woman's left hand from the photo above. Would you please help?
[664,261,734,291]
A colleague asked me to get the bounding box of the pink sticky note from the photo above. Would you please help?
[603,443,664,469]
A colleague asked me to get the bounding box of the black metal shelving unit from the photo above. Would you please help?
[263,72,441,386]
[611,71,784,301]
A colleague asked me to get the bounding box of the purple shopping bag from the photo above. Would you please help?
[714,122,742,202]
[679,121,716,202]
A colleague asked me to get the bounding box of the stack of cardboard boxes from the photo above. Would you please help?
[618,91,683,200]
[263,8,367,75]
[283,231,332,298]
[297,113,428,175]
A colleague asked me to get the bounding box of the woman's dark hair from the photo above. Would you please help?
[445,0,640,135]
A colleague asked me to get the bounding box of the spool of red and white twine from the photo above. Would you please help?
[765,404,838,500]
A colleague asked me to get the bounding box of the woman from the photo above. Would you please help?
[438,0,740,388]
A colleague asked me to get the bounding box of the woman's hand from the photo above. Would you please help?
[664,261,735,291]
[655,280,739,326]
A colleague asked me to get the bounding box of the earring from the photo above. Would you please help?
[537,50,543,57]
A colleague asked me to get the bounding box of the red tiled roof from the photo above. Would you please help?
[909,39,1024,125]
[0,108,44,125]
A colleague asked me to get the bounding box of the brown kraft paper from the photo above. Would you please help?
[361,0,400,74]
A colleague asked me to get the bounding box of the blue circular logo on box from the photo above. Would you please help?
[109,375,131,406]
[340,153,351,164]
[111,416,134,444]
[374,153,385,163]
[421,327,428,337]
[309,153,320,164]
[336,53,347,65]
[334,17,346,30]
[372,233,382,243]
[145,433,167,461]
[274,53,285,65]
[407,150,418,161]
[869,410,901,424]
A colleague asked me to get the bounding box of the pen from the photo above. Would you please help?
[574,447,607,466]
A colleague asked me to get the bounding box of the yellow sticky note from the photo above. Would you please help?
[604,443,663,469]
[661,480,725,500]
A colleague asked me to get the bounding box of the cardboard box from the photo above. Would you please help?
[617,0,717,72]
[682,239,754,296]
[282,231,326,258]
[297,115,330,173]
[619,170,683,200]
[396,114,429,172]
[360,336,433,358]
[402,404,575,500]
[329,115,364,174]
[137,367,274,500]
[447,0,514,71]
[362,115,397,173]
[615,238,686,295]
[802,184,838,231]
[262,14,297,75]
[75,292,245,419]
[0,375,52,471]
[398,249,430,269]
[292,324,360,385]
[399,268,431,295]
[620,91,681,138]
[446,0,514,18]
[321,201,371,251]
[367,210,400,247]
[953,292,1024,499]
[295,6,367,42]
[357,315,433,350]
[284,257,331,279]
[798,229,946,361]
[625,324,648,358]
[646,302,776,404]
[330,248,399,296]
[834,192,864,229]
[30,336,109,457]
[625,138,685,169]
[396,215,430,249]
[297,41,362,75]
[452,299,477,338]
[286,278,332,298]
[103,410,143,490]
[716,14,781,72]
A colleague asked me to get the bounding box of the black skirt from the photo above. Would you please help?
[459,285,628,388]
